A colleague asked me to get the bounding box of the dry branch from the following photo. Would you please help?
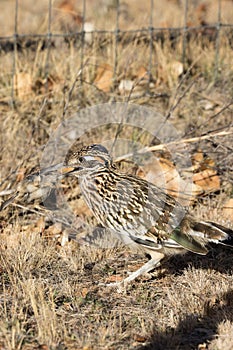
[116,129,233,162]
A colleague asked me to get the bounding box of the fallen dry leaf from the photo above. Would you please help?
[56,0,83,30]
[137,156,202,205]
[190,150,220,192]
[105,275,123,283]
[34,75,60,94]
[94,64,113,92]
[14,72,32,99]
[38,345,49,350]
[81,287,89,298]
[192,149,204,169]
[192,149,215,171]
[192,169,220,192]
[134,334,147,343]
[136,66,150,83]
[82,346,93,350]
[16,167,26,182]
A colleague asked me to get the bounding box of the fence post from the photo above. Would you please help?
[113,0,120,92]
[11,0,19,108]
[45,0,53,93]
[214,0,222,82]
[182,0,188,67]
[148,0,154,88]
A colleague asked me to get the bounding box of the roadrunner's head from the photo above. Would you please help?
[62,144,113,176]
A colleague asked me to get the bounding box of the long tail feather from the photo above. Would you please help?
[192,221,233,247]
[170,219,233,255]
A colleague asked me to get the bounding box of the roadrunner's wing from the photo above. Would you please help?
[170,228,208,254]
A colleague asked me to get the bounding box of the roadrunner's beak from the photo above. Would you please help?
[61,166,76,175]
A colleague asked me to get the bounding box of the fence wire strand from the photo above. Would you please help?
[0,0,231,105]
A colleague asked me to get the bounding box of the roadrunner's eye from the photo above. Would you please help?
[79,155,96,162]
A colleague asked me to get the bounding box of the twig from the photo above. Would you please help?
[0,189,15,196]
[61,59,89,121]
[165,78,197,120]
[182,99,233,138]
[11,203,46,216]
[115,129,233,162]
[0,192,18,211]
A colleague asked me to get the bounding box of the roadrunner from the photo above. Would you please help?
[63,144,233,286]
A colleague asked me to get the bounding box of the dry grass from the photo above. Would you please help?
[0,1,233,349]
[1,225,233,349]
[1,0,233,35]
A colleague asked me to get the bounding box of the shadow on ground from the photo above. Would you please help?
[161,244,233,276]
[138,289,233,350]
[137,247,233,350]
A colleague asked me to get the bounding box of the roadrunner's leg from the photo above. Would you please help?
[121,258,161,284]
[104,257,162,289]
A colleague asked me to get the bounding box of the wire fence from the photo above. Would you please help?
[0,0,233,105]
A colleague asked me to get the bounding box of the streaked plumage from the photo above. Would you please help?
[63,144,233,286]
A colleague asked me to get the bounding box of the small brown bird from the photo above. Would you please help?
[63,144,233,287]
